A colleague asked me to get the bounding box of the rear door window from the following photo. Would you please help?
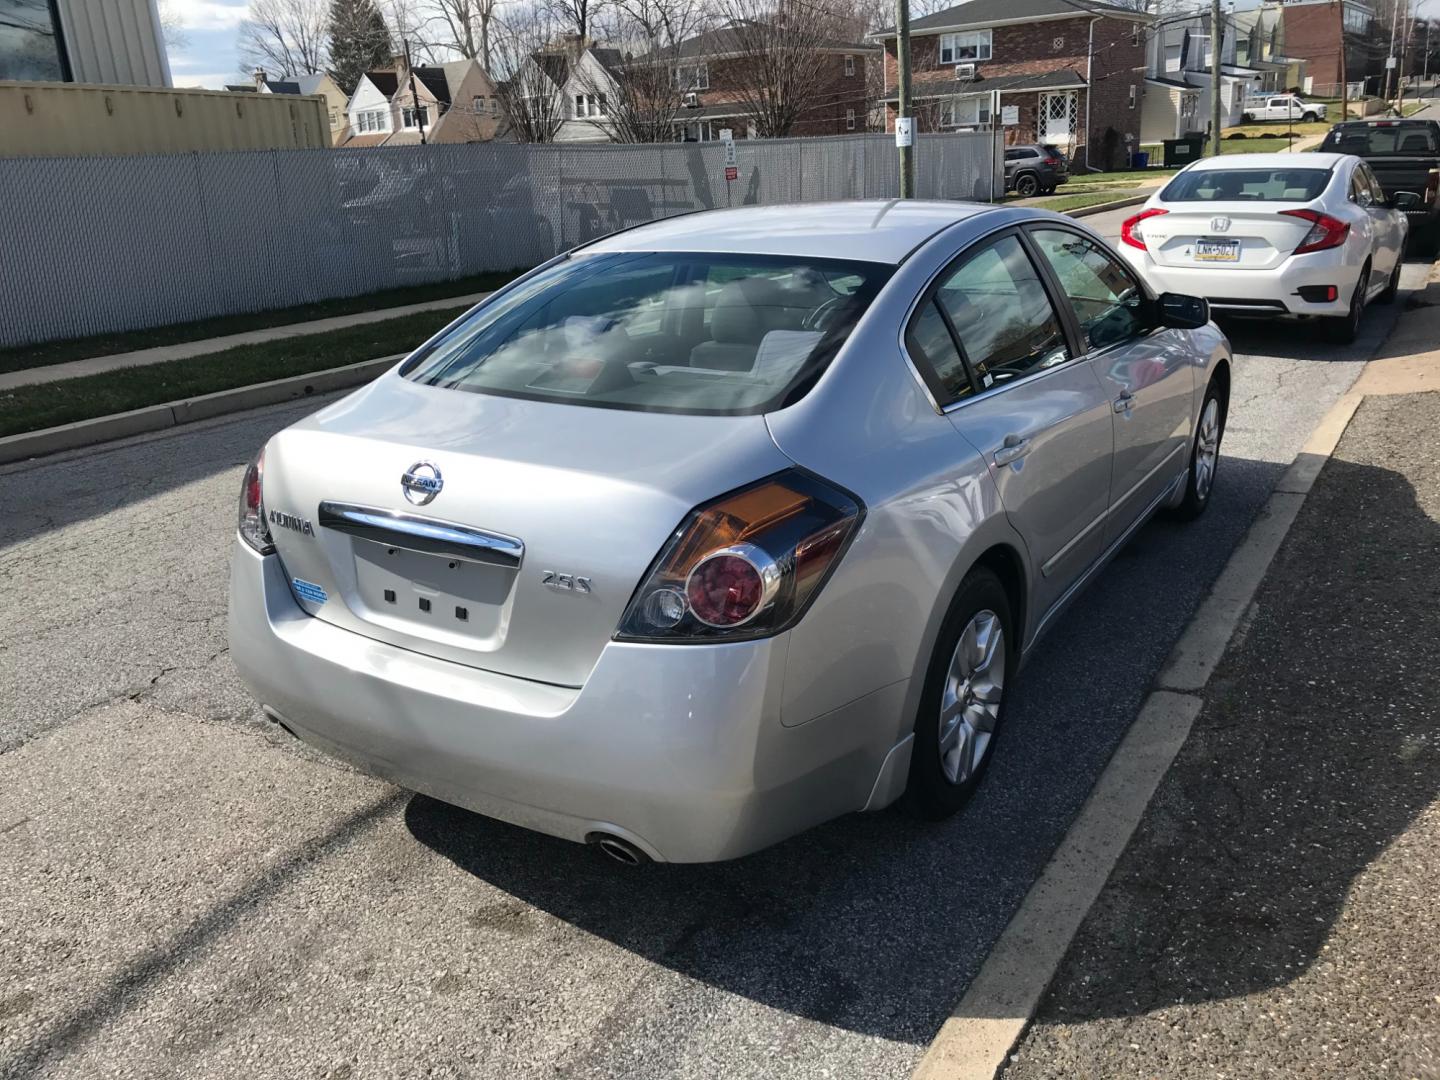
[915,234,1071,395]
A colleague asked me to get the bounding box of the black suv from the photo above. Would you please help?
[1004,144,1068,197]
[1320,119,1440,254]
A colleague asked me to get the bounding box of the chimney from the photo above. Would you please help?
[252,67,267,89]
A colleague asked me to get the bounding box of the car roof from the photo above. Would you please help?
[582,200,1002,264]
[1187,152,1347,170]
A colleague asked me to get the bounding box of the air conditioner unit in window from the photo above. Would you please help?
[683,92,700,107]
[955,62,977,81]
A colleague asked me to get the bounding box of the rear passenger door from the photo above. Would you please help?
[1027,225,1195,547]
[905,230,1115,615]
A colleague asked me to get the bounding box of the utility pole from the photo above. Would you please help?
[896,0,915,197]
[1210,0,1223,157]
[1388,0,1401,103]
[404,38,428,146]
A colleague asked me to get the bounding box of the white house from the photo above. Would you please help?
[1143,9,1266,135]
[528,41,624,143]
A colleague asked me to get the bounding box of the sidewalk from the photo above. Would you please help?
[998,357,1440,1074]
[0,290,491,393]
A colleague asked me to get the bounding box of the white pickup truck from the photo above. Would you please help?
[1240,94,1328,123]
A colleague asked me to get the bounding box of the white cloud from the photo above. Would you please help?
[167,0,249,31]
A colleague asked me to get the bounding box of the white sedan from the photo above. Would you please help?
[1119,153,1413,342]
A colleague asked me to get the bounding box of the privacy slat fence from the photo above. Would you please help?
[0,131,996,348]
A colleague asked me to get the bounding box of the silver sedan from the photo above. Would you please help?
[229,201,1231,863]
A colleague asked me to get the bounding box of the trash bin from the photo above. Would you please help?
[1162,136,1206,167]
[1130,150,1151,169]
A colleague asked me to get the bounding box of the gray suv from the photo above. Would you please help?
[1005,144,1069,197]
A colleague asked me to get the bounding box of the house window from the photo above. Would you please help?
[597,93,608,116]
[1128,84,1137,109]
[845,54,855,76]
[939,94,991,128]
[939,30,992,64]
[329,109,339,126]
[575,93,585,118]
[491,97,500,115]
[356,108,388,133]
[1132,22,1141,46]
[402,105,429,128]
[674,63,709,90]
[474,95,484,114]
[846,108,856,130]
[573,93,607,118]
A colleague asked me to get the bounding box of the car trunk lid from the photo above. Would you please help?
[1144,202,1320,270]
[261,373,793,687]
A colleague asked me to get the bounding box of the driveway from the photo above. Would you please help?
[0,260,1431,1079]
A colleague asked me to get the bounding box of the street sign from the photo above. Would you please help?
[1387,56,1398,69]
[724,139,737,167]
[725,166,739,181]
[718,128,733,142]
[1001,105,1019,126]
[895,117,914,147]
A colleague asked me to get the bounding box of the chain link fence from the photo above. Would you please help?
[0,132,997,348]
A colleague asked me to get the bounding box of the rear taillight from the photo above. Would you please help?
[1280,209,1350,255]
[616,471,862,642]
[237,448,275,555]
[1120,207,1167,250]
[1426,168,1438,204]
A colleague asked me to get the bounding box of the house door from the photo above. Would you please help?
[1039,91,1078,150]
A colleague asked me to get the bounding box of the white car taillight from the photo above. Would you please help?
[615,470,863,643]
[1280,209,1350,255]
[1120,207,1168,250]
[237,448,275,555]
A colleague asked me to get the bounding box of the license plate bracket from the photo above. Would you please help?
[1195,238,1240,262]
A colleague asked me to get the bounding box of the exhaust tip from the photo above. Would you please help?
[586,832,650,866]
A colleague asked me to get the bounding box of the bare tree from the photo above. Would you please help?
[418,0,505,67]
[581,0,706,142]
[491,8,568,141]
[549,0,601,39]
[156,1,189,51]
[240,0,330,76]
[710,0,853,137]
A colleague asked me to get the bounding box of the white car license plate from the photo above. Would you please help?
[1195,239,1240,263]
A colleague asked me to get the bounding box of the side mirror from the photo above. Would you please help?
[1158,292,1210,330]
[1390,190,1422,211]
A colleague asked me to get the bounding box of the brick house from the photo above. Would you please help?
[873,0,1150,170]
[1278,0,1382,96]
[665,24,879,140]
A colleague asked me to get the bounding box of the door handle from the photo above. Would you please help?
[993,435,1032,467]
[1113,391,1135,414]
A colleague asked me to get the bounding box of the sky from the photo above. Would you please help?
[164,0,250,89]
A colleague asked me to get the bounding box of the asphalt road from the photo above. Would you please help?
[0,261,1431,1079]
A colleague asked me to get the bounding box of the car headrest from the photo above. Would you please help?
[1400,133,1431,152]
[710,281,765,345]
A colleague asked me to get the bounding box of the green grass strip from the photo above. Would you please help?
[0,305,471,439]
[0,270,521,377]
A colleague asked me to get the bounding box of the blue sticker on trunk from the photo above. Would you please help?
[292,578,327,605]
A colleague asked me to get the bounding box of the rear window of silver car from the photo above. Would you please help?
[1159,168,1332,202]
[401,251,891,415]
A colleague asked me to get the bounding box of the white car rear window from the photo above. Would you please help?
[1160,168,1331,202]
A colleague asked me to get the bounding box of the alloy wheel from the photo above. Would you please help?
[1195,397,1221,500]
[938,610,1005,785]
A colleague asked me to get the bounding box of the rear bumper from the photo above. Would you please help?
[227,539,902,862]
[1122,248,1363,316]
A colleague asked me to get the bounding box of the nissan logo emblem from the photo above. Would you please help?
[401,461,443,506]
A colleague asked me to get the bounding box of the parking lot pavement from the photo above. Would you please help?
[0,273,1428,1079]
[1000,391,1440,1080]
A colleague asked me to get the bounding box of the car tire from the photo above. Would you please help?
[1242,111,1255,122]
[1322,265,1368,344]
[1303,111,1318,122]
[1168,379,1227,521]
[1014,173,1040,197]
[1379,258,1402,304]
[902,567,1014,820]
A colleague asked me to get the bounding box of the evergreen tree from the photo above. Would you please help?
[328,0,392,95]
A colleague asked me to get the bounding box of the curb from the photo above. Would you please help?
[911,385,1371,1080]
[0,354,402,466]
[1065,194,1149,218]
